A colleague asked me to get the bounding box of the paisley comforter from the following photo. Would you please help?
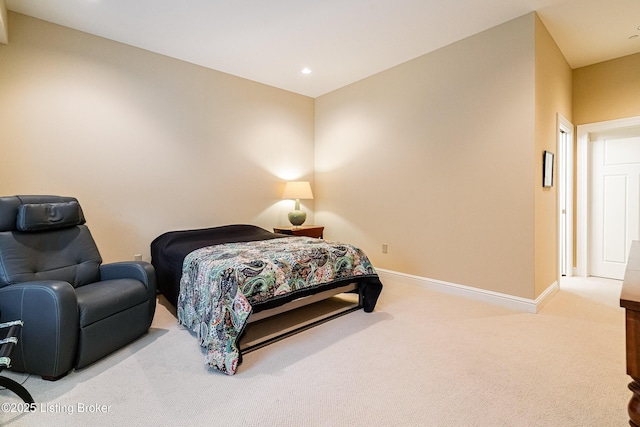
[177,236,381,375]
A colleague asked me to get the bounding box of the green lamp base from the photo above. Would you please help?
[288,210,307,226]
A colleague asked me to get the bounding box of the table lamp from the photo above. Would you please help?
[282,181,313,226]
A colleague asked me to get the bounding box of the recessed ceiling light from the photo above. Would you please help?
[301,68,312,75]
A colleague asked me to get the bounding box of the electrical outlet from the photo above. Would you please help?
[382,244,388,254]
[134,254,142,261]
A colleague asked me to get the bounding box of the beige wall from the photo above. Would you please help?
[0,13,315,262]
[1,12,577,301]
[573,52,640,125]
[315,14,540,299]
[534,15,572,297]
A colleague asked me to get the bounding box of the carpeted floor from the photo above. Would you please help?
[0,276,630,426]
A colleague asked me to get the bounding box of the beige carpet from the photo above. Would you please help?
[0,276,630,426]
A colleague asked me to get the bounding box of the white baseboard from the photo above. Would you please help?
[375,268,559,314]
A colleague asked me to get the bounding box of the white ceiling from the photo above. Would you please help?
[5,0,640,98]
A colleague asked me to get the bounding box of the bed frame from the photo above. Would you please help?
[150,225,382,359]
[240,282,361,352]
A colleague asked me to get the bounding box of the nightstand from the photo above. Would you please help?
[274,225,324,239]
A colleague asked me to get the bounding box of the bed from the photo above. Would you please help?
[150,224,383,374]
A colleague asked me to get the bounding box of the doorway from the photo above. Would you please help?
[577,116,640,279]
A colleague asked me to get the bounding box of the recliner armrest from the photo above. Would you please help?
[99,261,157,322]
[0,281,79,378]
[99,261,155,290]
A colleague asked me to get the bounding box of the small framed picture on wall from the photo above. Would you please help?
[543,150,554,188]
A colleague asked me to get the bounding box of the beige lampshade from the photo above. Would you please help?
[282,181,313,200]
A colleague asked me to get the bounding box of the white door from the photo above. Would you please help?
[590,135,640,279]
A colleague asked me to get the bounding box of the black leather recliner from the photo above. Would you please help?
[0,195,156,380]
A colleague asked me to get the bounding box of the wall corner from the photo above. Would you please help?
[0,0,8,45]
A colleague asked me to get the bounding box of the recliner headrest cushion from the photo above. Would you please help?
[0,195,84,232]
[16,201,85,231]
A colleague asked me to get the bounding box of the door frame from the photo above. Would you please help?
[576,115,640,277]
[558,114,574,278]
